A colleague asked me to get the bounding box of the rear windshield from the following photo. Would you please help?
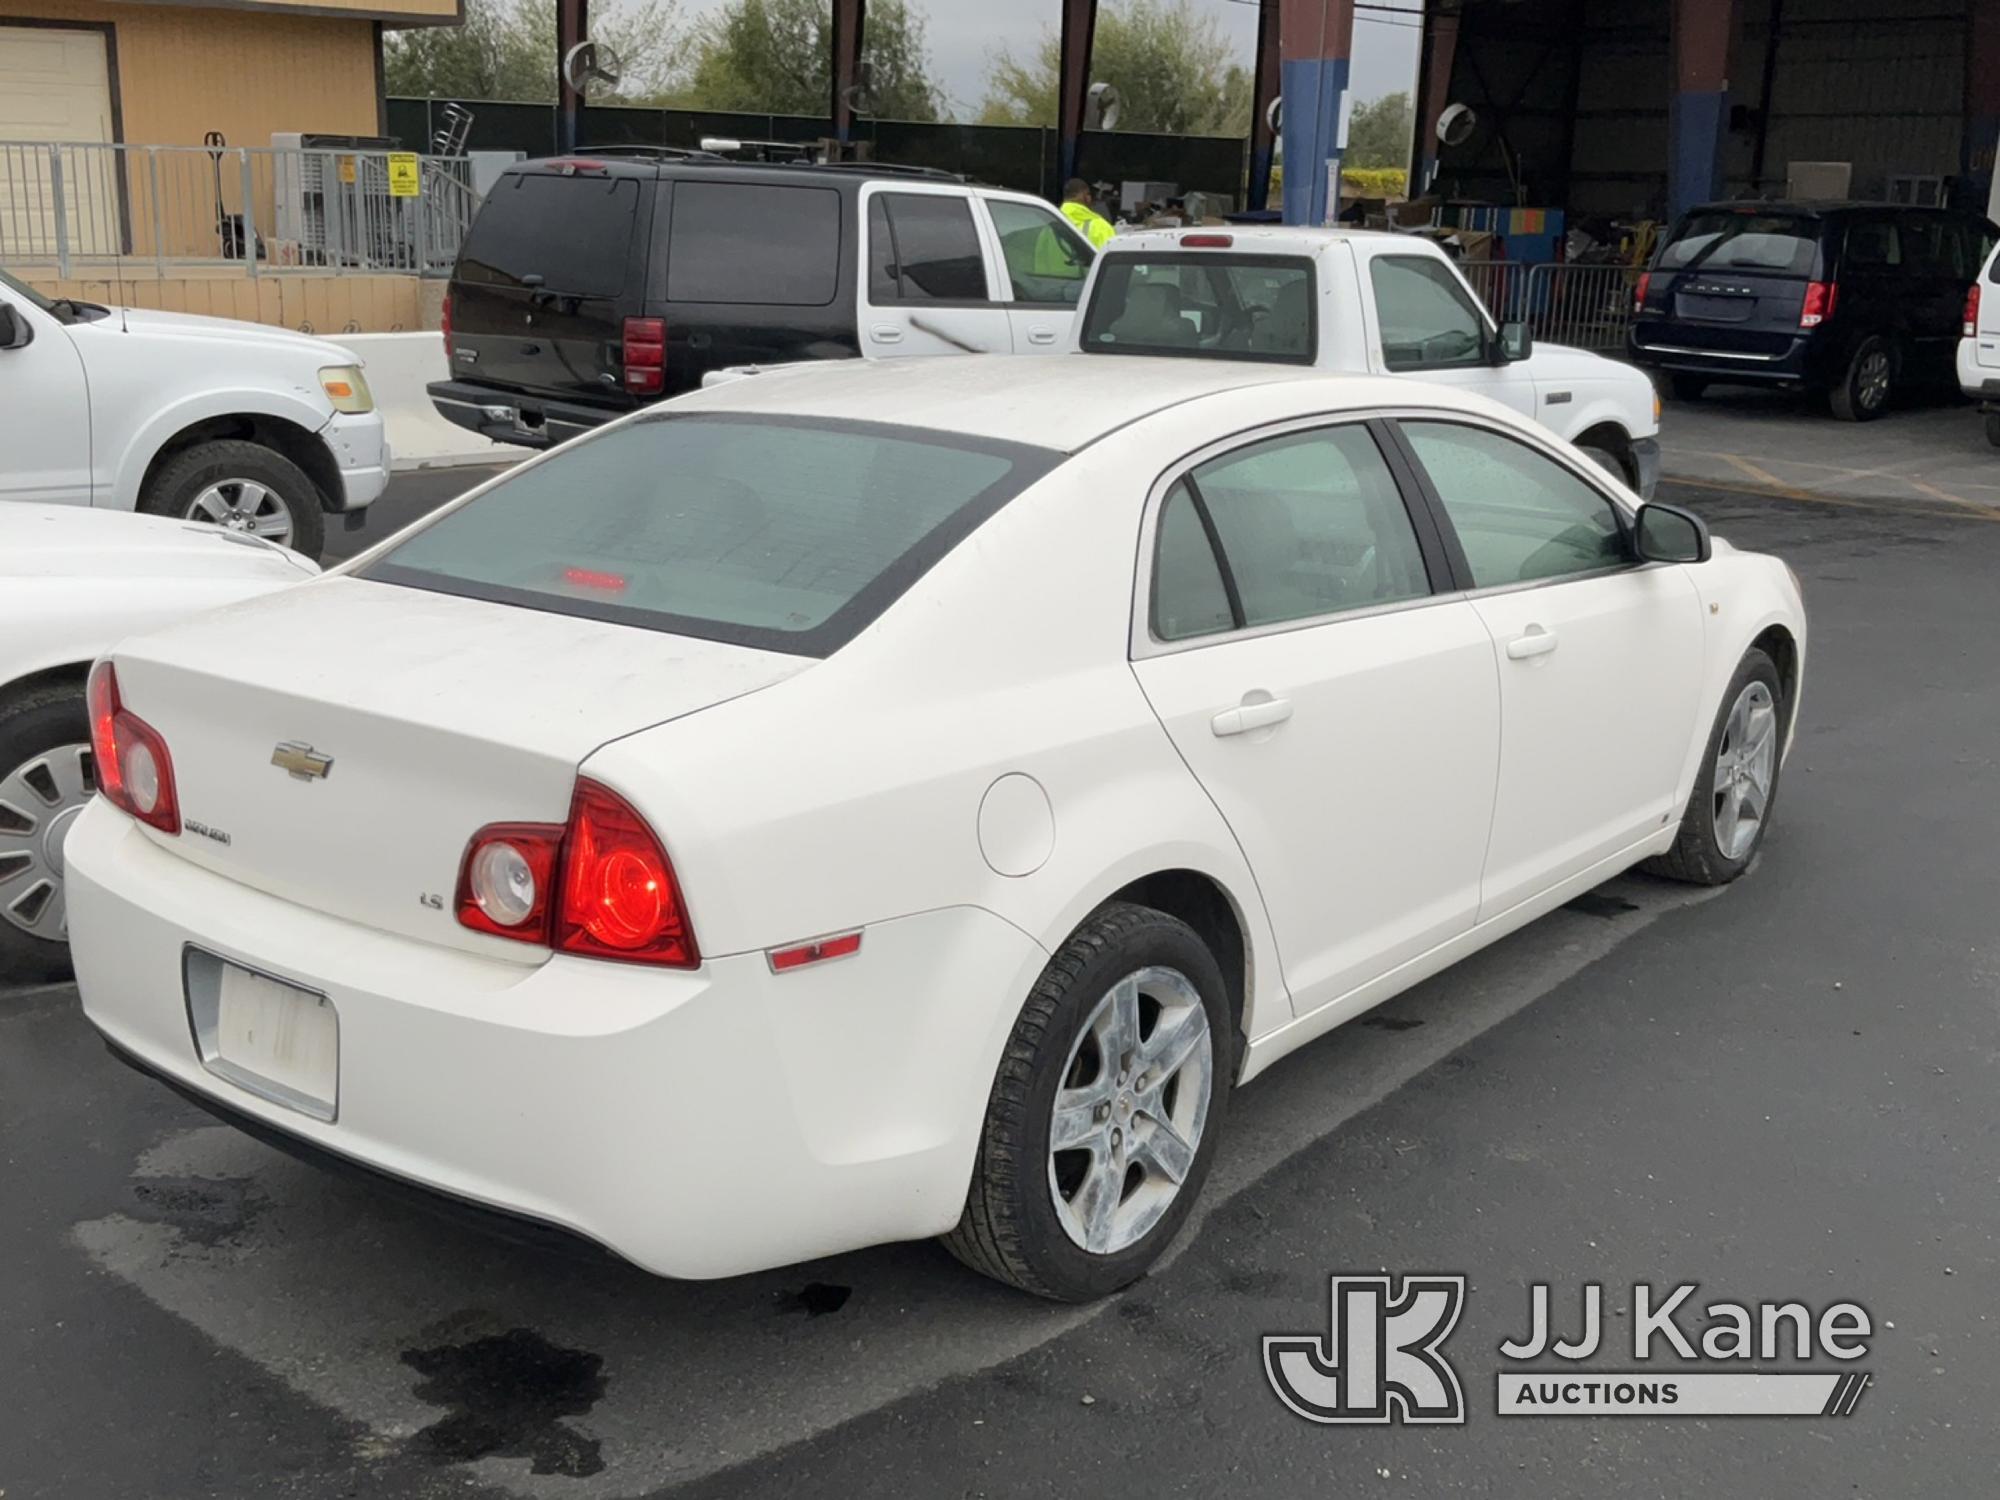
[1080,254,1315,362]
[1659,212,1820,276]
[363,415,1059,657]
[456,173,640,296]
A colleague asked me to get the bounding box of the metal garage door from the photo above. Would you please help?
[0,25,119,261]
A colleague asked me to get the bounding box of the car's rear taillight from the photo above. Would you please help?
[1964,282,1981,338]
[1633,269,1651,316]
[1800,281,1838,328]
[441,289,454,363]
[456,778,696,966]
[622,316,665,396]
[86,661,180,835]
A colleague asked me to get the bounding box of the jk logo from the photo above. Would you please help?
[1264,1275,1468,1424]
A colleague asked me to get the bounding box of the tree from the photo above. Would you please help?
[977,0,1250,137]
[383,0,681,102]
[671,0,945,122]
[1344,90,1413,171]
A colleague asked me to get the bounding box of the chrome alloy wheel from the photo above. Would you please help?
[1048,966,1214,1255]
[0,742,94,940]
[1712,681,1778,862]
[184,479,294,545]
[1856,349,1891,411]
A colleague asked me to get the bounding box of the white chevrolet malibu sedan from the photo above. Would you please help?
[69,357,1804,1301]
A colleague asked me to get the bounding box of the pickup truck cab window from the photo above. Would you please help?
[1369,255,1489,372]
[1080,253,1314,361]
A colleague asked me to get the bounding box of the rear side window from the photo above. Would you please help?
[364,416,1058,657]
[665,182,841,305]
[986,197,1093,305]
[457,174,640,296]
[1369,256,1488,371]
[1659,212,1820,275]
[1843,218,1901,270]
[867,194,987,302]
[1080,254,1314,361]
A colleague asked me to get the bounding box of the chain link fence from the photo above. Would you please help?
[0,142,477,278]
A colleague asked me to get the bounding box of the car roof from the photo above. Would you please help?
[1105,225,1407,255]
[506,153,969,189]
[663,355,1476,453]
[1688,199,1973,218]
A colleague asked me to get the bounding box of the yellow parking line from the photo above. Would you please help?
[1717,452,1821,501]
[1901,475,2000,519]
[1666,473,2000,524]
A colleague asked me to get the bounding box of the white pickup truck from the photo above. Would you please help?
[1074,227,1662,496]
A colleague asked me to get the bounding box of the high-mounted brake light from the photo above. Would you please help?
[1181,233,1233,248]
[1964,282,1981,338]
[86,661,180,835]
[561,565,628,593]
[456,779,697,966]
[1633,270,1651,315]
[622,316,666,396]
[1800,281,1837,328]
[547,158,608,175]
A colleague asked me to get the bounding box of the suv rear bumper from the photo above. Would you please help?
[428,380,624,450]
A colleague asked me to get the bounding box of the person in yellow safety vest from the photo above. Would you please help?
[1060,178,1115,250]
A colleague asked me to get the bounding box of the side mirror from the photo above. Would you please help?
[1634,502,1711,564]
[1494,320,1532,364]
[0,304,33,351]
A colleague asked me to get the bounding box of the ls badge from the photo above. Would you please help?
[271,741,334,781]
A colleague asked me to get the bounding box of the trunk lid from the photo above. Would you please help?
[1645,209,1825,356]
[448,165,649,406]
[108,575,809,956]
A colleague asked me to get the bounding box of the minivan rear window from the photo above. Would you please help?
[457,173,640,296]
[665,182,841,306]
[364,415,1059,657]
[1080,254,1315,362]
[1660,212,1820,276]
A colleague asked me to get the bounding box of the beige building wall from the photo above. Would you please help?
[22,268,434,331]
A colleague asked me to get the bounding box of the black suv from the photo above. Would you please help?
[1631,200,1998,420]
[429,150,1097,448]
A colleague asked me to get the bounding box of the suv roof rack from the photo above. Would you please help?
[581,144,729,163]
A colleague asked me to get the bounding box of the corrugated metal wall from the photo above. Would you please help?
[1440,0,1974,219]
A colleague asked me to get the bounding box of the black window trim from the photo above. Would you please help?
[362,411,1063,660]
[1380,413,1645,597]
[1081,251,1319,366]
[1132,412,1453,658]
[1368,252,1496,374]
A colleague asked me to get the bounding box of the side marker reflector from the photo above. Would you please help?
[767,931,863,973]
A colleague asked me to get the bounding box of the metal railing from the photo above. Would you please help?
[0,142,478,278]
[1457,259,1640,355]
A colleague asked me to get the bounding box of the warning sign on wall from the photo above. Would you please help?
[337,156,357,185]
[386,153,421,198]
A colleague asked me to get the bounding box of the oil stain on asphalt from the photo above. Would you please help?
[401,1327,608,1478]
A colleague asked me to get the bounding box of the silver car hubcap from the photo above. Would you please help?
[1711,681,1777,862]
[1858,351,1890,409]
[1048,966,1214,1255]
[185,479,294,545]
[0,742,94,940]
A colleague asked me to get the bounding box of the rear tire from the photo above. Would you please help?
[1670,374,1709,401]
[1577,444,1629,488]
[944,901,1234,1301]
[1829,337,1893,422]
[1644,648,1784,887]
[139,439,326,560]
[1984,411,2000,448]
[0,679,91,985]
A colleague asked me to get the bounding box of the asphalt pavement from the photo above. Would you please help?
[5,439,1996,1499]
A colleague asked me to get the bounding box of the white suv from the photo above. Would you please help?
[1958,237,2000,445]
[0,266,388,560]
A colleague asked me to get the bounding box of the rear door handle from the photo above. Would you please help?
[869,324,905,344]
[1027,327,1058,345]
[1211,696,1293,737]
[1506,626,1559,660]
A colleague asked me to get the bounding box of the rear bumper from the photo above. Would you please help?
[67,802,1044,1279]
[1955,338,2000,403]
[321,411,389,511]
[1629,328,1821,386]
[427,380,624,451]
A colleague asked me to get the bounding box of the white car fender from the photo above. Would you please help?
[107,384,336,511]
[1672,552,1808,815]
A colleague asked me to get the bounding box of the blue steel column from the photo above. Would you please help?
[1966,0,2000,217]
[1057,0,1099,189]
[1247,0,1280,212]
[1668,0,1737,219]
[556,0,587,152]
[1279,0,1355,225]
[831,0,866,144]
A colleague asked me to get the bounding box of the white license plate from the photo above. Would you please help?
[192,959,339,1120]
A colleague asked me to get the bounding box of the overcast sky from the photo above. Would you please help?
[664,0,1425,121]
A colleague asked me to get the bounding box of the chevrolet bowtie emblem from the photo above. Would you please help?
[271,742,333,781]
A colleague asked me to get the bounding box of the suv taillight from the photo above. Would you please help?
[622,316,665,396]
[441,289,454,362]
[86,661,180,834]
[1965,282,1981,338]
[1633,270,1651,316]
[456,778,696,967]
[1800,281,1837,328]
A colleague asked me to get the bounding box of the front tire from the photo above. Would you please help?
[1645,648,1784,886]
[0,679,92,984]
[1577,444,1628,488]
[944,901,1234,1301]
[1829,337,1894,422]
[138,439,326,560]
